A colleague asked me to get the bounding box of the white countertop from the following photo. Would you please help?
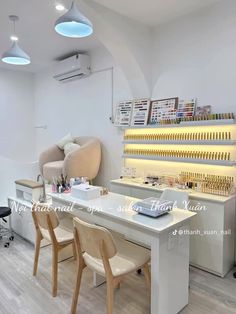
[110,178,236,203]
[49,192,196,234]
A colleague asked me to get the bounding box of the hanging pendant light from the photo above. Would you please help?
[55,1,93,38]
[1,15,30,65]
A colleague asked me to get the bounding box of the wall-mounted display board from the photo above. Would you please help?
[149,97,178,124]
[176,98,196,119]
[114,100,133,126]
[130,99,150,126]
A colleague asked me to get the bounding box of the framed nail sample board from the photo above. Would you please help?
[114,100,133,126]
[149,97,178,124]
[130,99,150,126]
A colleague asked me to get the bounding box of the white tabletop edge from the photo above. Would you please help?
[49,192,196,234]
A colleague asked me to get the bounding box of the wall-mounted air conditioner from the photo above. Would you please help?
[53,54,91,82]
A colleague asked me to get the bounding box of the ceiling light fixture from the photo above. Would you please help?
[10,35,18,41]
[54,0,93,38]
[1,15,30,65]
[56,4,65,11]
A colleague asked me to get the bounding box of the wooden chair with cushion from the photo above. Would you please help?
[32,203,76,297]
[71,217,151,314]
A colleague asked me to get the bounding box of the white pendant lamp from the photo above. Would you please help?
[55,1,93,38]
[1,15,30,65]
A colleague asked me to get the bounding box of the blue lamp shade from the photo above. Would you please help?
[55,2,93,38]
[2,42,30,65]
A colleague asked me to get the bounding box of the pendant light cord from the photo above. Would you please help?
[13,19,16,37]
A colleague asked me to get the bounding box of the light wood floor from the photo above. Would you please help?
[0,236,236,314]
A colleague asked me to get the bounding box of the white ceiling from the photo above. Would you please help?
[0,0,221,73]
[0,0,100,73]
[93,0,221,26]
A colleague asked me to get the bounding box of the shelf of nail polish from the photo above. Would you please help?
[123,148,236,166]
[122,118,236,129]
[123,131,235,144]
[123,140,236,145]
[149,113,235,126]
[124,131,232,141]
[122,154,236,166]
[124,148,232,160]
[180,172,235,196]
[180,112,235,123]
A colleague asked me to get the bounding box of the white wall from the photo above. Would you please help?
[152,0,236,114]
[81,0,152,97]
[34,46,132,187]
[0,68,35,161]
[0,68,36,204]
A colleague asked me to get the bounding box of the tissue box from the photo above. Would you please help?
[71,184,101,200]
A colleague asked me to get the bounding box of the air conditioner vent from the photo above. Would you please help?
[53,54,91,82]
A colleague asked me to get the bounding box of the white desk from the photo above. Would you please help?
[49,192,196,314]
[110,179,236,277]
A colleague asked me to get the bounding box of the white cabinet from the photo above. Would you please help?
[110,179,236,277]
[8,197,35,244]
[189,198,235,277]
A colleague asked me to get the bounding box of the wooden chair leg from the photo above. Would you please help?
[72,241,77,260]
[143,263,151,292]
[52,246,58,297]
[106,279,114,314]
[71,263,84,314]
[114,278,121,289]
[33,233,41,276]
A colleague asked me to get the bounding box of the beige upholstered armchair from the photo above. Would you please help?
[39,137,101,182]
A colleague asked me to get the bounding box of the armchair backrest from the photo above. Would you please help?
[39,136,101,181]
[73,136,100,147]
[64,136,101,180]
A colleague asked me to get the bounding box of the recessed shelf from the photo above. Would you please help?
[123,140,236,145]
[122,119,236,129]
[122,154,236,166]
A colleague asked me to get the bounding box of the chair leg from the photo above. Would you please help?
[33,233,41,276]
[106,279,114,314]
[72,241,77,260]
[143,263,151,292]
[52,246,58,297]
[71,263,84,314]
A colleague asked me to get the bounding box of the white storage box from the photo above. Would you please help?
[71,184,101,200]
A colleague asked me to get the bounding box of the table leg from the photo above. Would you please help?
[151,224,190,314]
